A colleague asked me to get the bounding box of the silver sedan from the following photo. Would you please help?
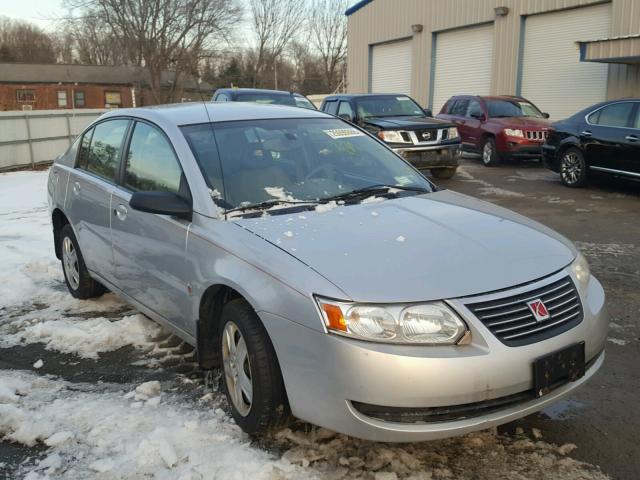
[47,102,608,442]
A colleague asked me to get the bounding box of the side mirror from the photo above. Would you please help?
[470,112,485,121]
[423,108,433,117]
[130,191,192,220]
[542,112,550,119]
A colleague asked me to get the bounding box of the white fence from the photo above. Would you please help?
[0,109,106,171]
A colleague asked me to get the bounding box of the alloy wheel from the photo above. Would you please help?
[561,152,582,185]
[62,236,80,290]
[222,321,253,417]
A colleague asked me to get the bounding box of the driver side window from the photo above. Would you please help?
[124,122,184,195]
[338,101,354,121]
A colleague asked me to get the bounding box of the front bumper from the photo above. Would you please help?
[498,136,544,158]
[394,143,461,169]
[260,270,608,442]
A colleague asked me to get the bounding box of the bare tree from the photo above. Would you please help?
[310,0,348,92]
[0,16,56,63]
[248,0,305,88]
[66,0,241,103]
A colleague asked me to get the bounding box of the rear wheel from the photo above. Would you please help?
[59,224,105,299]
[430,167,457,179]
[481,137,499,166]
[219,299,290,434]
[559,147,588,187]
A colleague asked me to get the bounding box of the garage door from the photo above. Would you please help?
[521,3,611,120]
[370,39,412,95]
[432,24,494,114]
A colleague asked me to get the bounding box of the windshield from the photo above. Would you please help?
[355,96,424,119]
[486,100,544,118]
[235,92,297,107]
[181,118,433,211]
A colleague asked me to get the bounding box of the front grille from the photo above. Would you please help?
[414,128,438,143]
[525,130,548,141]
[465,276,583,347]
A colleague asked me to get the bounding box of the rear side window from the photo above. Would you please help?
[588,102,635,127]
[124,122,183,195]
[77,127,94,169]
[466,100,483,118]
[82,119,129,181]
[450,100,469,116]
[323,100,338,115]
[337,101,354,119]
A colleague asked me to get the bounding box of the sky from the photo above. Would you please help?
[0,0,68,30]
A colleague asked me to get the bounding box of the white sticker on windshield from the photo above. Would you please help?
[394,176,412,186]
[323,128,365,139]
[396,97,410,101]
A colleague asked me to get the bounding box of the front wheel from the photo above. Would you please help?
[219,299,290,434]
[430,167,458,179]
[481,137,499,166]
[559,147,588,187]
[59,224,105,299]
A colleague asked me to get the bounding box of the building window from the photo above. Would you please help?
[105,91,122,108]
[74,90,85,108]
[17,89,36,103]
[57,90,68,107]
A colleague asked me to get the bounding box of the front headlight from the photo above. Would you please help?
[446,127,459,139]
[377,130,409,143]
[571,252,591,290]
[504,128,525,138]
[316,297,467,345]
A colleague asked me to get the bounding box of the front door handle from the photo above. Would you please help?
[581,130,592,137]
[72,181,81,195]
[625,135,638,142]
[114,204,128,221]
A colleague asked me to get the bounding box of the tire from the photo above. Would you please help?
[219,298,290,434]
[59,224,106,299]
[430,167,457,179]
[481,137,499,167]
[559,147,588,187]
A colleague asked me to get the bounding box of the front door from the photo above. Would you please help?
[66,119,130,283]
[111,121,195,333]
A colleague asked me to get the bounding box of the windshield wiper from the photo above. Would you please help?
[225,199,316,215]
[323,184,430,203]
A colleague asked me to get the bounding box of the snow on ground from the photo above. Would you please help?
[0,169,610,479]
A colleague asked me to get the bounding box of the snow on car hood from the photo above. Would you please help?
[233,190,575,303]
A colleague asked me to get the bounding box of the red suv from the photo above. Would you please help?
[438,95,551,166]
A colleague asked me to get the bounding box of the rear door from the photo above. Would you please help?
[110,120,194,332]
[66,118,130,283]
[446,99,472,149]
[462,99,485,149]
[582,102,637,173]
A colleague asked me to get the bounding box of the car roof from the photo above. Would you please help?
[323,93,413,101]
[99,102,330,126]
[449,95,529,102]
[215,88,295,96]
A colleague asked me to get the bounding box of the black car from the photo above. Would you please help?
[543,99,640,187]
[320,94,461,178]
[212,88,317,110]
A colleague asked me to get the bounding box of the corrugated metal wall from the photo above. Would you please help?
[347,0,640,106]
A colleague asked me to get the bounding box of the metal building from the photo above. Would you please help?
[346,0,640,119]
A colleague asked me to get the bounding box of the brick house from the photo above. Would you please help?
[0,63,212,111]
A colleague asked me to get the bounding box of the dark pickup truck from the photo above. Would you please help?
[320,94,461,178]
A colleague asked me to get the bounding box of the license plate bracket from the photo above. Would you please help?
[534,342,585,397]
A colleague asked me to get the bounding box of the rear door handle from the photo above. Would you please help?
[625,135,638,142]
[114,204,128,221]
[72,181,81,195]
[581,130,592,137]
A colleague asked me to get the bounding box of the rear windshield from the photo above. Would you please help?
[235,92,297,107]
[181,118,433,210]
[486,100,544,118]
[355,96,424,119]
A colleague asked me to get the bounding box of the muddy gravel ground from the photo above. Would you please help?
[0,160,638,479]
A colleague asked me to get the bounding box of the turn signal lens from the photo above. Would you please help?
[320,302,347,332]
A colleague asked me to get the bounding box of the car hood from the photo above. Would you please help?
[233,190,576,303]
[489,117,551,128]
[363,116,453,129]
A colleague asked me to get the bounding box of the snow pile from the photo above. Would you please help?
[315,201,338,213]
[3,313,161,359]
[0,371,306,479]
[264,186,299,203]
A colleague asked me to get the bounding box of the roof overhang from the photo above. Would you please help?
[345,0,374,16]
[578,34,640,64]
